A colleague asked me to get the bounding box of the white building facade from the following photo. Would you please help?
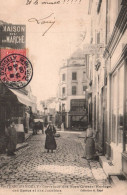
[58,51,88,130]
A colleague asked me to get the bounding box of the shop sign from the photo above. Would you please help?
[0,24,26,49]
[70,99,87,113]
[68,58,86,66]
[83,44,104,55]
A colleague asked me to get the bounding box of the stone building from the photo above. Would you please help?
[87,0,127,178]
[87,0,107,157]
[0,32,37,152]
[0,81,37,152]
[58,49,88,130]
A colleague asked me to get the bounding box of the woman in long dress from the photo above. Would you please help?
[45,121,57,153]
[85,127,95,160]
[6,119,17,156]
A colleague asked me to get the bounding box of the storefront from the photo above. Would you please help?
[122,48,127,178]
[109,45,127,176]
[110,63,124,171]
[0,83,36,147]
[69,99,88,130]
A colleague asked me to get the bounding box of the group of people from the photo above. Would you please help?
[4,119,57,155]
[4,118,95,159]
[44,121,96,160]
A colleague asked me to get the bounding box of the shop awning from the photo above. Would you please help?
[10,89,34,108]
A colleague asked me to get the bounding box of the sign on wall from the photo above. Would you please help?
[70,99,87,113]
[68,58,86,66]
[0,24,26,49]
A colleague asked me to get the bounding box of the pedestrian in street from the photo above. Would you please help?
[61,122,64,131]
[5,119,17,156]
[82,129,87,159]
[44,117,48,128]
[40,121,44,134]
[84,125,95,160]
[45,121,57,153]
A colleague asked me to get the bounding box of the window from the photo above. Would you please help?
[118,66,124,144]
[111,65,124,144]
[125,64,127,151]
[83,86,87,92]
[83,72,86,80]
[97,0,102,13]
[72,86,76,95]
[62,73,65,81]
[62,87,65,95]
[62,104,65,111]
[97,32,100,44]
[112,73,117,143]
[118,0,122,13]
[72,72,77,80]
[71,99,86,112]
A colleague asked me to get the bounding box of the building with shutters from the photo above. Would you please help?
[87,0,127,178]
[58,49,88,130]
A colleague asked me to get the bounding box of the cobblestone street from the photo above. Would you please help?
[0,131,110,190]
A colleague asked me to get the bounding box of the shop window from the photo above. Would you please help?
[112,73,117,143]
[111,65,124,144]
[72,86,76,95]
[124,64,127,152]
[118,66,124,143]
[72,72,77,80]
[71,99,85,112]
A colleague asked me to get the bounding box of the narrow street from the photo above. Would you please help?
[0,131,109,190]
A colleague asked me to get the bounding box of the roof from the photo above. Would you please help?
[70,48,85,59]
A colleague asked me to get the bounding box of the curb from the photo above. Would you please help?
[16,133,32,151]
[25,133,33,141]
[16,143,29,151]
[0,133,32,169]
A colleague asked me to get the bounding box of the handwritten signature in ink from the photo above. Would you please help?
[28,13,55,36]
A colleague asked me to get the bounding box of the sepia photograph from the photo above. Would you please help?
[0,0,127,194]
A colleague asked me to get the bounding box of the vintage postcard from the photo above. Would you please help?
[0,0,127,195]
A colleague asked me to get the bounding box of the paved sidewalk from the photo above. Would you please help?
[0,131,32,169]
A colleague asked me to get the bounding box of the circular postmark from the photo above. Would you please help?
[0,53,33,89]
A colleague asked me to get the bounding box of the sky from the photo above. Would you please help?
[0,0,91,103]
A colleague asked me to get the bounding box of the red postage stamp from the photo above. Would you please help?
[0,49,33,89]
